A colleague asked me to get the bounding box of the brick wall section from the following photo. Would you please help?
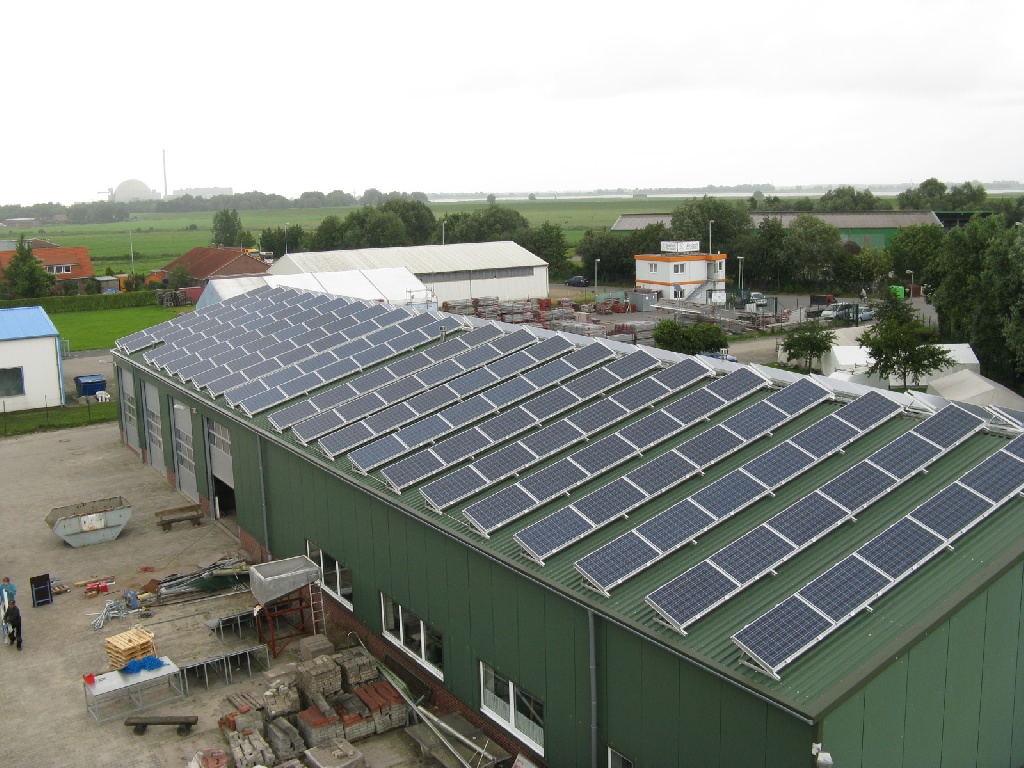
[199,495,211,516]
[239,525,544,766]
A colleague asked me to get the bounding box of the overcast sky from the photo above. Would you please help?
[5,0,1022,206]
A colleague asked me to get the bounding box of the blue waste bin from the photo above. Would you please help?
[74,375,107,397]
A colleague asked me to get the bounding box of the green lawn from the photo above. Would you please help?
[50,305,191,351]
[0,401,119,437]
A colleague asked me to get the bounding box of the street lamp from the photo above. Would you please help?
[708,220,715,257]
[594,258,601,299]
[128,229,135,276]
[906,269,914,298]
[441,219,446,245]
[737,256,744,294]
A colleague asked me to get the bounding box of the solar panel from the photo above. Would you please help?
[572,478,646,525]
[619,411,683,451]
[484,350,536,381]
[478,408,536,442]
[732,596,832,674]
[576,533,660,593]
[571,435,636,475]
[475,443,536,482]
[352,345,391,369]
[627,450,697,496]
[909,483,996,539]
[454,324,503,350]
[453,345,501,371]
[316,357,360,385]
[607,377,670,412]
[912,405,984,448]
[636,499,716,553]
[433,428,493,464]
[297,350,340,375]
[765,493,849,547]
[280,371,323,398]
[515,509,594,562]
[705,368,764,401]
[663,389,725,426]
[380,451,445,491]
[440,397,494,429]
[869,432,942,478]
[691,472,769,521]
[421,466,486,510]
[378,376,424,405]
[308,421,371,454]
[480,377,536,409]
[336,394,382,424]
[365,403,417,434]
[239,389,290,416]
[225,379,269,406]
[521,425,582,459]
[347,434,407,470]
[277,346,314,367]
[958,451,1024,503]
[464,485,536,534]
[563,368,619,400]
[651,358,711,391]
[490,328,536,355]
[722,401,788,440]
[526,335,575,361]
[646,562,737,632]
[767,378,830,415]
[448,368,499,398]
[744,442,816,487]
[522,387,580,420]
[820,462,895,511]
[605,351,658,380]
[709,526,795,584]
[799,557,891,622]
[394,413,450,450]
[350,368,396,395]
[857,518,944,579]
[269,400,318,431]
[676,426,744,468]
[206,371,250,397]
[408,387,458,415]
[519,461,588,503]
[790,416,858,458]
[388,351,435,379]
[1002,435,1024,461]
[563,342,614,370]
[524,359,575,389]
[310,382,357,412]
[566,399,629,434]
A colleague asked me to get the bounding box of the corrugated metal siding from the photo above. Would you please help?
[270,241,547,274]
[0,306,59,340]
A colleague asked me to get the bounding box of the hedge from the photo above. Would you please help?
[0,291,158,313]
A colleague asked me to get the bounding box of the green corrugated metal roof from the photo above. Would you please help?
[113,285,1024,720]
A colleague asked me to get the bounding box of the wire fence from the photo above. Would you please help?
[1,396,120,437]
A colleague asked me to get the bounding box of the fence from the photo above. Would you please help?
[1,397,120,437]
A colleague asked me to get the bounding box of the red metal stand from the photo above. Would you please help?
[256,592,309,657]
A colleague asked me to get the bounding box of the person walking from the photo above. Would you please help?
[0,577,14,603]
[4,599,21,650]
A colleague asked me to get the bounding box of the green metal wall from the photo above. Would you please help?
[838,227,899,250]
[821,560,1024,768]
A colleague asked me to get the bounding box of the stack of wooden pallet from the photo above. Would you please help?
[104,627,157,670]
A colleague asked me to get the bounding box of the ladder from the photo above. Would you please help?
[308,583,326,636]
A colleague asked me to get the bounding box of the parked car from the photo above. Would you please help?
[749,292,768,307]
[565,276,590,287]
[858,306,876,322]
[819,302,856,320]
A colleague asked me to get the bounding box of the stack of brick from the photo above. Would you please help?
[330,692,374,741]
[297,633,335,661]
[298,655,343,697]
[305,738,367,768]
[332,647,377,691]
[226,729,275,768]
[297,705,345,747]
[264,683,301,719]
[354,680,409,734]
[267,717,305,761]
[274,761,306,768]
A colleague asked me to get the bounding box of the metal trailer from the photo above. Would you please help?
[45,496,132,547]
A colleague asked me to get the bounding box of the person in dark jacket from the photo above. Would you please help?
[4,599,21,650]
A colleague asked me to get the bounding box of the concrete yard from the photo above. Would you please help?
[0,423,435,768]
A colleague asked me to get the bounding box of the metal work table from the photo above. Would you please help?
[225,644,271,682]
[83,656,183,723]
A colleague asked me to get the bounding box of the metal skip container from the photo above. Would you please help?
[45,496,132,547]
[249,556,320,606]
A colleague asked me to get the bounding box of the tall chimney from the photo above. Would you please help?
[162,150,167,198]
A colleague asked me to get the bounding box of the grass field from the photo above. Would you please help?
[32,197,689,273]
[0,400,119,436]
[50,305,192,351]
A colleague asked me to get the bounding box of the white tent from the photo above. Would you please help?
[926,369,1024,410]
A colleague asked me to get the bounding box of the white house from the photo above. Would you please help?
[633,244,727,305]
[0,306,64,411]
[270,242,549,304]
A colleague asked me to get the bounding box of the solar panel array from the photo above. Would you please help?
[515,377,831,565]
[732,433,1024,680]
[454,360,739,536]
[646,403,986,634]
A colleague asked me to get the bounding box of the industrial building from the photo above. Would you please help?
[0,306,64,411]
[269,241,549,304]
[113,285,1024,768]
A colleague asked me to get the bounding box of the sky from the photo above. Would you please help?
[4,0,1023,206]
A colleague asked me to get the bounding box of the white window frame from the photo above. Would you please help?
[380,593,443,679]
[672,262,685,275]
[0,367,26,397]
[479,661,545,755]
[306,540,353,610]
[208,419,232,455]
[648,262,657,273]
[609,747,634,768]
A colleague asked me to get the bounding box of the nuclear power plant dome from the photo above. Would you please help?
[113,179,160,203]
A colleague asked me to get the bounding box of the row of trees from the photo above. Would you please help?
[746,178,1000,214]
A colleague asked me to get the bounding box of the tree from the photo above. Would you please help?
[781,322,836,373]
[308,215,346,252]
[0,235,55,298]
[861,320,954,390]
[847,247,892,288]
[574,229,635,282]
[212,208,244,246]
[782,214,846,286]
[380,198,435,244]
[897,178,948,210]
[168,265,193,289]
[522,221,571,277]
[669,197,752,257]
[652,320,727,355]
[486,194,497,204]
[817,186,891,212]
[888,224,945,278]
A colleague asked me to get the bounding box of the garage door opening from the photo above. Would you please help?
[213,476,236,519]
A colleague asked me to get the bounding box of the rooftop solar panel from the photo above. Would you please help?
[709,526,795,585]
[722,401,788,441]
[420,466,487,510]
[570,435,636,475]
[464,484,536,534]
[563,342,614,370]
[576,533,660,594]
[663,388,725,426]
[393,413,451,451]
[912,405,984,448]
[524,359,575,389]
[618,411,683,451]
[269,400,318,431]
[609,377,671,412]
[675,426,744,469]
[416,360,463,388]
[408,387,458,415]
[440,397,494,429]
[486,350,537,381]
[448,368,499,398]
[744,442,816,487]
[799,556,892,622]
[347,433,408,469]
[627,450,698,496]
[490,329,536,355]
[519,461,588,503]
[650,358,711,391]
[857,518,944,579]
[293,410,347,444]
[646,562,738,632]
[515,508,594,562]
[636,500,716,553]
[563,368,619,400]
[868,432,942,479]
[433,428,493,465]
[909,483,996,539]
[765,493,848,547]
[475,443,536,482]
[572,478,646,526]
[480,377,536,409]
[566,399,629,434]
[381,450,445,491]
[819,462,895,511]
[732,596,832,675]
[604,351,658,380]
[705,368,764,402]
[767,378,831,415]
[478,408,536,442]
[958,450,1024,503]
[365,403,417,435]
[522,387,580,421]
[690,472,769,521]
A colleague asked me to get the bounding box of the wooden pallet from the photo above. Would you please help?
[227,691,264,712]
[105,627,158,669]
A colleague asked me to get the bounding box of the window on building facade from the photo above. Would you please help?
[307,541,353,609]
[673,263,685,274]
[380,593,443,677]
[173,426,194,473]
[648,262,657,273]
[0,367,26,397]
[480,661,545,754]
[609,748,634,768]
[208,420,232,455]
[122,390,138,429]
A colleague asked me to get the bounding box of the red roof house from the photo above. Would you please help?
[0,246,94,281]
[157,247,269,285]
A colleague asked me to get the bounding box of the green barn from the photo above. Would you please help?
[113,285,1024,768]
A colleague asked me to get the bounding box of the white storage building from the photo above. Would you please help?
[269,242,549,303]
[0,306,64,411]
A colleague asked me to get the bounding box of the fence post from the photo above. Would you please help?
[45,395,49,427]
